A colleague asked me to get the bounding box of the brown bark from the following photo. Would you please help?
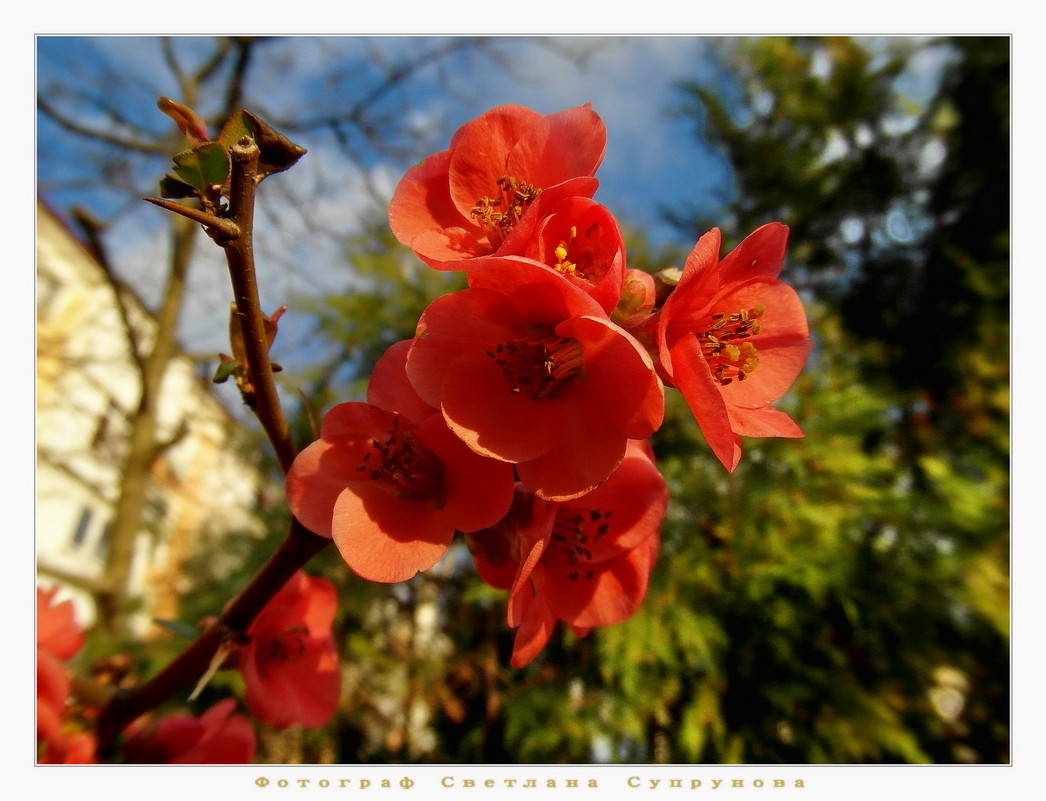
[95,215,197,634]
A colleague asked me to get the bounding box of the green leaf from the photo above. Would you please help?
[244,110,307,176]
[158,174,198,199]
[171,141,230,193]
[212,357,241,384]
[215,109,257,153]
[218,109,307,180]
[152,618,200,639]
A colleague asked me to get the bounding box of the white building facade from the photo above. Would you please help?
[36,200,265,635]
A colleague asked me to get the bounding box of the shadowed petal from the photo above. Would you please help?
[331,485,454,583]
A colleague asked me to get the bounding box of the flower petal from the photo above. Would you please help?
[670,338,742,472]
[415,414,516,532]
[285,424,377,539]
[727,405,805,439]
[508,570,558,669]
[331,484,454,583]
[505,104,606,191]
[447,105,543,216]
[439,349,561,463]
[407,288,521,408]
[515,393,628,501]
[368,340,438,426]
[551,531,659,628]
[243,635,340,730]
[717,222,789,283]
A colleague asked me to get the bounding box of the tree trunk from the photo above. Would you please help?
[95,215,197,634]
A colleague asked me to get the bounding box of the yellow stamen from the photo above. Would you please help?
[470,175,541,248]
[697,306,765,385]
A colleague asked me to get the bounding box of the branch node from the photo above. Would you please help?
[143,197,240,240]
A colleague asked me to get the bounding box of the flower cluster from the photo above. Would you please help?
[288,105,811,666]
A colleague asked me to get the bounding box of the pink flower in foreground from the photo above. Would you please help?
[406,258,663,501]
[123,699,255,764]
[237,570,341,729]
[468,440,667,667]
[287,341,515,582]
[646,223,812,471]
[388,104,606,268]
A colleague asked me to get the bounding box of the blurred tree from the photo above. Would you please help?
[579,35,1009,763]
[676,36,1009,418]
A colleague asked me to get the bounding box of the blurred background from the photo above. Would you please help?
[35,36,1009,764]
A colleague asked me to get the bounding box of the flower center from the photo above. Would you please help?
[470,175,542,249]
[552,508,613,581]
[261,626,307,663]
[697,305,765,385]
[358,418,445,498]
[551,222,610,283]
[486,331,585,400]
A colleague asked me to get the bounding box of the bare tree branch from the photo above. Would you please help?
[38,95,170,155]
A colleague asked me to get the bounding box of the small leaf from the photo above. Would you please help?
[152,618,201,639]
[158,174,198,199]
[216,109,257,153]
[216,109,306,182]
[171,141,230,193]
[263,304,288,349]
[241,110,307,177]
[212,355,240,384]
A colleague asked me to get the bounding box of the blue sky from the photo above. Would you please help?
[36,36,733,238]
[36,36,740,356]
[35,35,965,367]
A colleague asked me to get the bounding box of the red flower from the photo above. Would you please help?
[469,441,666,667]
[37,648,96,764]
[522,196,626,314]
[287,341,515,582]
[649,223,812,472]
[38,585,85,661]
[388,104,605,268]
[123,699,255,764]
[37,586,95,764]
[406,258,663,501]
[238,570,341,729]
[468,440,667,667]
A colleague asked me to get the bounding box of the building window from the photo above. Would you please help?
[70,506,93,548]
